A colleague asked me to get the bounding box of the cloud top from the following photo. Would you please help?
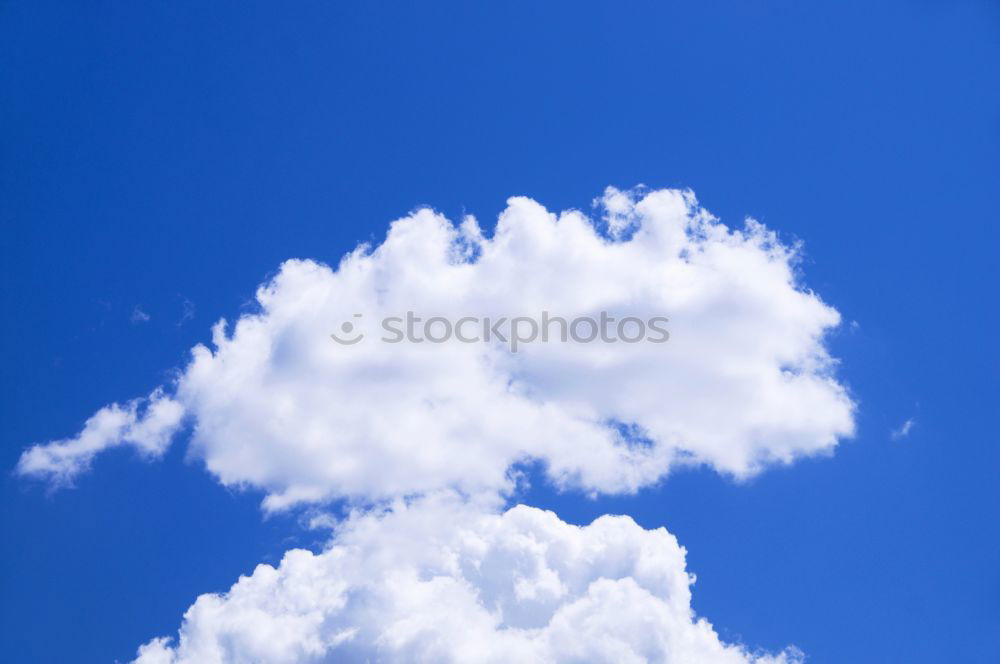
[134,493,803,664]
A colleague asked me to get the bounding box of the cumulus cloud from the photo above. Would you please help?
[19,187,853,662]
[17,389,183,486]
[134,493,802,664]
[18,187,853,509]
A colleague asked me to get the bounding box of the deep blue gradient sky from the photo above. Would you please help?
[2,2,998,662]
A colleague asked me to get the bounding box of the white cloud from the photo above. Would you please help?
[134,493,802,664]
[132,305,152,323]
[16,389,183,486]
[19,187,852,662]
[890,418,915,440]
[18,187,854,509]
[178,296,196,326]
[597,185,642,238]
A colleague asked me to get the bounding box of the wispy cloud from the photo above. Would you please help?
[891,418,916,440]
[177,297,195,326]
[17,389,183,486]
[131,306,151,323]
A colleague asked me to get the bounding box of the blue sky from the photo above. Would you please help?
[2,1,998,662]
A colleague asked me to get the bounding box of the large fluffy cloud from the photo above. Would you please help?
[18,187,854,509]
[134,493,802,664]
[19,188,854,662]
